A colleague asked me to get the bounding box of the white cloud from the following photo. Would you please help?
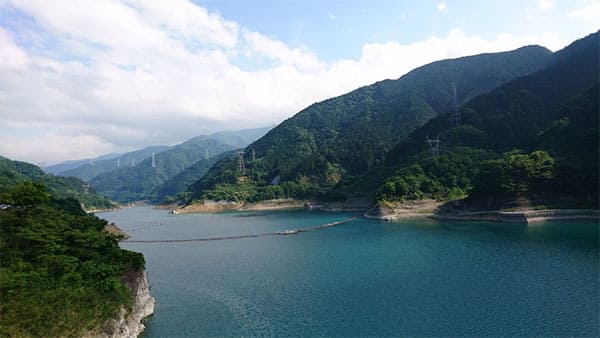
[0,0,570,165]
[0,28,29,69]
[437,2,447,12]
[567,2,600,21]
[539,0,554,11]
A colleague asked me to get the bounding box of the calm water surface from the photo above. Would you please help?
[100,207,599,337]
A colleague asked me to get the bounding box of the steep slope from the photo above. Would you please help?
[89,127,269,203]
[387,31,600,164]
[0,182,146,337]
[189,45,554,201]
[90,138,233,202]
[377,31,599,205]
[151,151,234,203]
[0,157,114,210]
[58,145,171,181]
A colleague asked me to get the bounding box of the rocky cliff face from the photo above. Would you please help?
[83,269,155,338]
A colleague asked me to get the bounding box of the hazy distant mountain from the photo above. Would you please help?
[58,145,171,182]
[188,45,554,202]
[90,127,269,203]
[43,152,121,175]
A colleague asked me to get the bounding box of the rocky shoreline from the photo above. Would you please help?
[83,269,155,338]
[432,209,600,223]
[363,199,442,221]
[163,196,376,215]
[169,198,306,214]
[159,197,598,224]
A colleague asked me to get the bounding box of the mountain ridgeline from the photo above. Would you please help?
[89,127,269,203]
[187,44,555,202]
[0,156,114,210]
[377,31,599,205]
[57,145,171,182]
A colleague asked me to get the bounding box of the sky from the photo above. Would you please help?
[0,0,598,165]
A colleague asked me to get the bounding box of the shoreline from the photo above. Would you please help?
[156,198,598,224]
[164,197,374,214]
[432,209,600,224]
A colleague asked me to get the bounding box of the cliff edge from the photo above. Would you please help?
[83,269,155,338]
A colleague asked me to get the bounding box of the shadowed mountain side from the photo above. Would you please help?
[187,45,554,202]
[374,31,599,207]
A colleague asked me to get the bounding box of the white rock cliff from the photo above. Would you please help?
[83,269,155,338]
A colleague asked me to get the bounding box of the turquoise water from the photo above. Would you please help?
[100,207,599,337]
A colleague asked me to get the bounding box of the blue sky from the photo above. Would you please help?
[196,0,594,62]
[0,0,598,164]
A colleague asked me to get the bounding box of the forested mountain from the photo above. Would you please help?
[151,150,234,204]
[57,145,171,182]
[376,31,599,205]
[186,45,554,202]
[0,181,144,336]
[0,156,114,210]
[90,127,269,202]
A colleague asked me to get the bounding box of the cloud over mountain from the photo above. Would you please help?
[0,0,578,164]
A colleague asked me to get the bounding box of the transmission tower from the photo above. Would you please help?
[151,152,156,168]
[425,135,441,159]
[237,151,246,176]
[251,149,256,161]
[117,159,120,168]
[449,80,461,128]
[205,148,210,160]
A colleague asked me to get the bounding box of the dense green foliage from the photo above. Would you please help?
[0,183,144,337]
[57,145,170,181]
[0,157,114,210]
[377,147,497,201]
[471,151,554,197]
[378,32,599,205]
[190,46,552,202]
[152,151,233,204]
[90,128,269,203]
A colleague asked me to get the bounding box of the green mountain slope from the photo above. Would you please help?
[0,182,144,337]
[188,45,554,202]
[90,127,269,203]
[0,157,114,210]
[151,150,235,204]
[377,31,599,205]
[58,145,171,182]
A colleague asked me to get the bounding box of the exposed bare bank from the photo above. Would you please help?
[173,198,305,214]
[365,199,443,221]
[83,269,155,338]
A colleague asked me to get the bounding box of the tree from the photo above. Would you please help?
[7,181,50,206]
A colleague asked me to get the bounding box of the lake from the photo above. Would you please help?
[100,207,599,337]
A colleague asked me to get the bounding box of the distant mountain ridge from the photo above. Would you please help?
[43,152,122,175]
[57,145,171,181]
[0,156,114,210]
[90,127,269,202]
[186,44,554,202]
